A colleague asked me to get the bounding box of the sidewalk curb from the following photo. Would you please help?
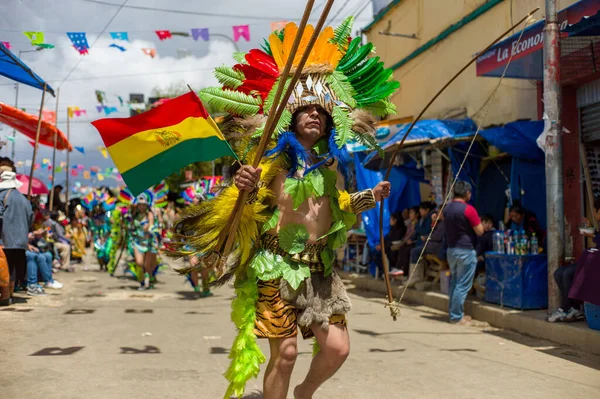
[339,271,600,356]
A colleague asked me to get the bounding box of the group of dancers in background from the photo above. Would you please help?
[73,179,217,296]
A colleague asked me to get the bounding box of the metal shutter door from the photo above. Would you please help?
[581,102,600,143]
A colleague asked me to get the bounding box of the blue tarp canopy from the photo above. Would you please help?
[0,42,55,95]
[356,118,477,165]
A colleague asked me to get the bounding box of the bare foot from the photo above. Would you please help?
[293,385,309,399]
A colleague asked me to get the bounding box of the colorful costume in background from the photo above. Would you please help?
[172,18,397,398]
[126,184,168,282]
[106,190,135,275]
[81,190,116,269]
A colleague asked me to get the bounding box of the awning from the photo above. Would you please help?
[0,42,55,96]
[359,119,477,168]
[0,102,72,151]
[476,0,600,80]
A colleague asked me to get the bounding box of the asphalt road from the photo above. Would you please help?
[1,255,599,399]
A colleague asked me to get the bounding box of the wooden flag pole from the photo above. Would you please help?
[65,108,71,207]
[49,88,60,211]
[28,84,48,200]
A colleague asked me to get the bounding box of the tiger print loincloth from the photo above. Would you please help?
[254,278,346,339]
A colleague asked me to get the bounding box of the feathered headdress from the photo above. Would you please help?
[200,17,397,155]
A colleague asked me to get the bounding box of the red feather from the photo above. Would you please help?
[245,49,279,78]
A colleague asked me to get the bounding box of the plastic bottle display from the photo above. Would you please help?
[493,230,504,253]
[530,233,538,254]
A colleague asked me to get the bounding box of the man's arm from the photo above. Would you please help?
[465,205,484,236]
[348,181,391,214]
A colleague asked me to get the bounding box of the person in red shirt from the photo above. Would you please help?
[443,181,484,324]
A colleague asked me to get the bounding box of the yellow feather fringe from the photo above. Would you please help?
[338,190,352,213]
[271,22,343,73]
[174,151,284,274]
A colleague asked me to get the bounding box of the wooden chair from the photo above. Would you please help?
[424,254,448,285]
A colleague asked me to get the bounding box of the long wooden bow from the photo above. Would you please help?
[379,8,540,320]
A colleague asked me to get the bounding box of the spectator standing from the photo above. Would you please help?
[0,168,34,300]
[50,185,66,213]
[443,181,484,324]
[395,206,419,275]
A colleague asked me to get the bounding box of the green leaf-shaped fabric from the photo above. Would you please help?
[278,223,309,255]
[250,250,284,281]
[281,262,311,290]
[284,178,314,210]
[307,170,325,197]
[261,208,280,234]
[321,247,335,276]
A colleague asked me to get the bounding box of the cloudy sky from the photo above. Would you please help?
[0,0,374,189]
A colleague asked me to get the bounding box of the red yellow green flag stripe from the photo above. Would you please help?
[91,91,235,195]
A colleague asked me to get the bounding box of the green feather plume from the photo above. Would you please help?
[352,131,385,158]
[331,16,354,50]
[326,71,357,108]
[332,105,353,149]
[232,52,247,63]
[214,66,245,89]
[223,273,266,399]
[363,99,397,117]
[199,87,261,116]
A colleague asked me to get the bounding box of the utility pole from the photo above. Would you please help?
[543,0,564,312]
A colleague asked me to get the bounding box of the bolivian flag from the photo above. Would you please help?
[91,92,235,195]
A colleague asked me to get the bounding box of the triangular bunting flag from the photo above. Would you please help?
[232,25,250,42]
[155,30,172,41]
[141,48,157,58]
[191,28,209,41]
[67,32,90,54]
[98,146,108,159]
[110,32,129,41]
[23,31,44,45]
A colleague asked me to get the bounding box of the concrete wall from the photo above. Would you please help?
[365,0,579,124]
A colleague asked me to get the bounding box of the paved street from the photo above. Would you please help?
[1,256,599,399]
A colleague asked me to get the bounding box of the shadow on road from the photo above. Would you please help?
[369,348,406,353]
[353,328,480,337]
[242,391,263,399]
[483,329,600,371]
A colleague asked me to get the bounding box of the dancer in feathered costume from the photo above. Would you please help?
[172,17,396,399]
[106,189,134,276]
[82,190,115,270]
[128,184,168,289]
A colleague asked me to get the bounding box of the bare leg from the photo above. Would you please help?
[200,269,211,293]
[144,252,157,287]
[264,336,298,399]
[294,324,350,399]
[133,248,145,285]
[190,270,199,289]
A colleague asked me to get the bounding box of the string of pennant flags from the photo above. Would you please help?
[11,158,123,182]
[2,23,289,57]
